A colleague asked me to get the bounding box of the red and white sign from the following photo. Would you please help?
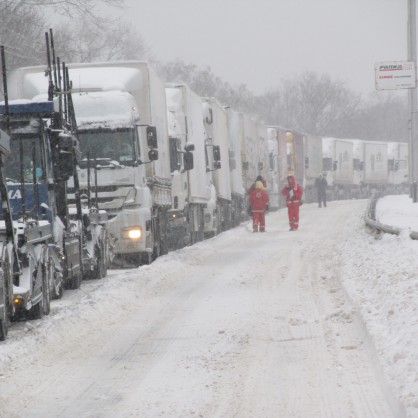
[375,61,416,90]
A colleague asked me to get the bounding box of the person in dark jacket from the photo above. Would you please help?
[249,181,269,232]
[315,173,328,208]
[281,175,303,231]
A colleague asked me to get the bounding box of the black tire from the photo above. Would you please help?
[101,240,108,278]
[42,262,51,316]
[70,273,81,290]
[31,263,51,319]
[91,245,104,280]
[50,258,64,300]
[0,316,7,341]
[141,252,152,265]
[30,298,43,320]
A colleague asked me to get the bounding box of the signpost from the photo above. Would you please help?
[376,1,418,201]
[374,61,416,90]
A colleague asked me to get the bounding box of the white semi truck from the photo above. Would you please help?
[70,61,172,266]
[165,83,213,248]
[202,97,231,234]
[8,61,172,266]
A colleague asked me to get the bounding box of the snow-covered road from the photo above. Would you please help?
[0,200,406,417]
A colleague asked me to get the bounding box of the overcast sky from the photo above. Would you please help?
[117,0,407,96]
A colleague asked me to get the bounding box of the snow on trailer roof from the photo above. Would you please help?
[7,62,149,98]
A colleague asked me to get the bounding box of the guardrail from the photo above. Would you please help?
[364,192,418,239]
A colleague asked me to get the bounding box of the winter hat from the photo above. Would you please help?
[255,181,264,190]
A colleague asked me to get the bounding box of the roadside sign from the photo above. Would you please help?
[375,61,416,90]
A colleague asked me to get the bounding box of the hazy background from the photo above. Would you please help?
[117,0,407,96]
[0,0,411,140]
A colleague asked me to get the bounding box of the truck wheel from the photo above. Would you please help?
[0,316,6,341]
[101,241,108,278]
[30,298,43,320]
[50,257,63,300]
[140,252,152,265]
[92,245,104,280]
[42,262,51,316]
[70,273,81,290]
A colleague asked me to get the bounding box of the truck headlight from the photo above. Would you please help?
[123,227,142,240]
[13,297,24,306]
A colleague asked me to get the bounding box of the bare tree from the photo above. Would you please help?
[52,17,150,63]
[0,1,47,68]
[279,72,362,136]
[352,92,408,142]
[4,0,124,19]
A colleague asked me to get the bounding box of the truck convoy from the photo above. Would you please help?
[0,45,410,340]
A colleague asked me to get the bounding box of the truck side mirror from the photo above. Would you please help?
[146,126,158,148]
[205,108,213,125]
[148,149,159,161]
[184,151,194,171]
[213,145,221,162]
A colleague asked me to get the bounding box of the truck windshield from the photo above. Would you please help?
[78,130,136,165]
[3,135,46,183]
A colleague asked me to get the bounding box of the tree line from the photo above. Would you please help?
[0,0,408,142]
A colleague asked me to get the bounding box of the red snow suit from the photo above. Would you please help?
[281,175,303,231]
[249,182,269,232]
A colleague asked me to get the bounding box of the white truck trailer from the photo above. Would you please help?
[241,114,264,191]
[388,142,408,192]
[202,97,232,233]
[267,126,290,208]
[165,83,212,248]
[322,137,354,199]
[267,131,280,210]
[362,140,389,194]
[226,108,246,225]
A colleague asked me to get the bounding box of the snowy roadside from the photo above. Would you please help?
[339,196,418,417]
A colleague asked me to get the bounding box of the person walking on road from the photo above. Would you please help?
[281,175,303,231]
[315,173,328,208]
[249,180,269,232]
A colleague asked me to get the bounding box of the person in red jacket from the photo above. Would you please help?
[249,180,269,232]
[281,175,303,231]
